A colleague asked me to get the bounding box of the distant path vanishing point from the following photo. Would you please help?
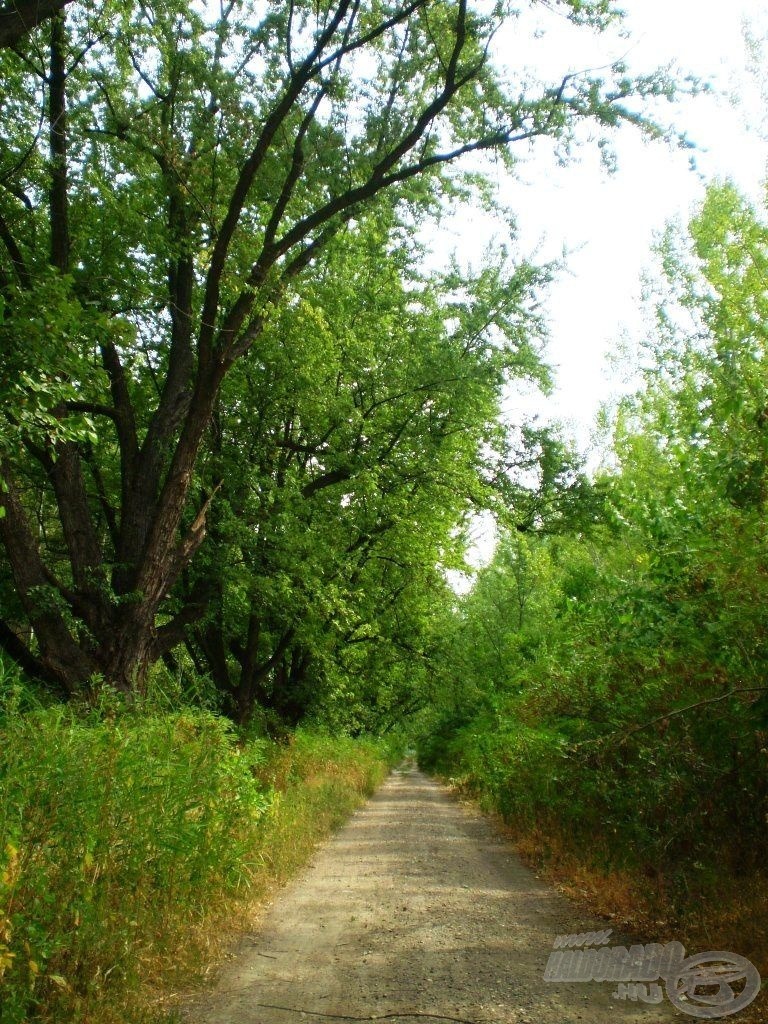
[184,765,677,1024]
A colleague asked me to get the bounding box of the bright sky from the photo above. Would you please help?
[444,0,768,444]
[441,0,768,576]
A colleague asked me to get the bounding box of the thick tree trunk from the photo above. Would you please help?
[0,374,222,695]
[0,467,100,693]
[97,614,157,694]
[0,0,546,700]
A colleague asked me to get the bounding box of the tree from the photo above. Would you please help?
[179,214,552,726]
[0,0,72,49]
[421,179,768,874]
[0,0,675,695]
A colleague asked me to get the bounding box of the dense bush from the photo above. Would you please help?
[421,700,766,882]
[420,182,768,917]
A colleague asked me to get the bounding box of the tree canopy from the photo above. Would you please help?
[421,177,768,888]
[0,0,673,707]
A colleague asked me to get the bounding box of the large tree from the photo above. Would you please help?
[0,0,674,694]
[178,214,552,726]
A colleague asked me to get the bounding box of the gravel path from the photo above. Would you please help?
[184,764,677,1024]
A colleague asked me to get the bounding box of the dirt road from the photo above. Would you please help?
[185,764,676,1024]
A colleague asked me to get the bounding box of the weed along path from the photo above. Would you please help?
[185,765,677,1024]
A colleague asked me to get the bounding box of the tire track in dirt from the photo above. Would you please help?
[184,765,677,1024]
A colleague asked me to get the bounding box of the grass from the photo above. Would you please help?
[435,774,768,1023]
[0,693,398,1024]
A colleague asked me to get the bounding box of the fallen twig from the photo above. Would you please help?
[255,1004,496,1024]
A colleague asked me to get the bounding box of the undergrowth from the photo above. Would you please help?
[0,681,398,1024]
[419,716,768,984]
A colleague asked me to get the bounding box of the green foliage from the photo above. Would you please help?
[0,0,681,698]
[421,179,768,896]
[0,694,395,1024]
[0,700,269,1022]
[182,216,556,731]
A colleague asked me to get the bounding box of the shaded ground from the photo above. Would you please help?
[184,764,678,1024]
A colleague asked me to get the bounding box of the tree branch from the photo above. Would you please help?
[0,207,30,286]
[301,466,354,499]
[197,0,354,364]
[163,480,224,595]
[0,0,72,48]
[64,400,118,420]
[574,687,768,750]
[0,462,98,690]
[48,10,70,273]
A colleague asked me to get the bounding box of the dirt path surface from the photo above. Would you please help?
[185,765,676,1024]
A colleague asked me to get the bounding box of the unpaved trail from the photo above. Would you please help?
[185,765,676,1024]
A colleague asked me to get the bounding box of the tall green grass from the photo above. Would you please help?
[0,684,397,1024]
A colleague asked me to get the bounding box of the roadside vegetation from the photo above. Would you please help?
[0,669,397,1024]
[419,181,768,978]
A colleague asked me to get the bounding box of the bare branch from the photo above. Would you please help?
[0,207,30,286]
[164,479,224,594]
[574,687,768,751]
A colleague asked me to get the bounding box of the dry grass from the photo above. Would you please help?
[444,782,768,1023]
[0,713,394,1024]
[138,735,393,1024]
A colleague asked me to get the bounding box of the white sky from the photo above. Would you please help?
[440,0,768,577]
[442,0,768,444]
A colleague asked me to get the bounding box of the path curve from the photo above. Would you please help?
[184,765,676,1024]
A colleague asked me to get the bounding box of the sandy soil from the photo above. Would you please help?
[183,764,679,1024]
